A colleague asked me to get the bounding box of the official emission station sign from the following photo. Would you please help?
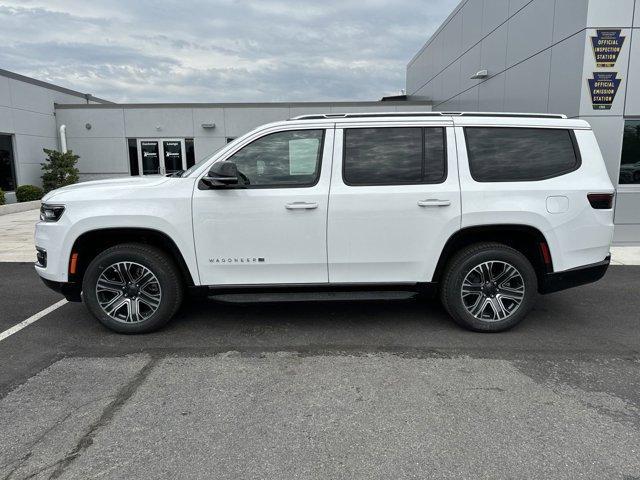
[588,30,625,110]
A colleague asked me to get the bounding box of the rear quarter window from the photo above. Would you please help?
[464,127,581,182]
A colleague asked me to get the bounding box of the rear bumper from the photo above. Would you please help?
[539,255,610,294]
[40,278,82,302]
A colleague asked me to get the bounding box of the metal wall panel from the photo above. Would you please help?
[12,110,56,137]
[548,32,586,117]
[482,0,509,35]
[480,23,508,77]
[194,137,227,163]
[124,108,195,138]
[0,76,10,108]
[478,73,506,111]
[504,50,552,112]
[223,107,290,137]
[509,0,532,15]
[13,134,57,185]
[460,44,483,91]
[553,0,589,42]
[462,0,485,48]
[65,137,129,174]
[586,0,635,27]
[191,108,226,138]
[457,87,480,111]
[505,0,555,68]
[56,108,125,138]
[0,106,14,133]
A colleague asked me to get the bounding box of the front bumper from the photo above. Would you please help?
[40,278,82,302]
[539,255,610,294]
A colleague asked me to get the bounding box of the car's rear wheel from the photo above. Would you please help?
[440,242,538,332]
[82,243,184,333]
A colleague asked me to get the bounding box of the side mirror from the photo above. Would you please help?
[200,161,243,189]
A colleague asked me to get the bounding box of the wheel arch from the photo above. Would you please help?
[68,227,196,287]
[432,224,553,288]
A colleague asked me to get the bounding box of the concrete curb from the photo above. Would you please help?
[0,200,41,216]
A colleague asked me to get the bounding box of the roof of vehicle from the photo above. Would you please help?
[283,111,591,130]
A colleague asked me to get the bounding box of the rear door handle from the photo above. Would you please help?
[418,199,451,207]
[285,202,319,210]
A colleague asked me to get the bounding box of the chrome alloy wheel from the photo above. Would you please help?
[460,260,525,322]
[95,261,162,324]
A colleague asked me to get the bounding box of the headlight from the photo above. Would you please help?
[40,204,65,222]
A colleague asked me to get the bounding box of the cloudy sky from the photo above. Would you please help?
[0,0,457,103]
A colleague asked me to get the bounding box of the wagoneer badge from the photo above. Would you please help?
[209,257,265,263]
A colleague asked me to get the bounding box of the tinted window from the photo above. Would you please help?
[127,139,139,176]
[0,135,16,191]
[229,129,324,187]
[465,127,580,182]
[185,138,195,168]
[620,120,640,184]
[343,127,446,185]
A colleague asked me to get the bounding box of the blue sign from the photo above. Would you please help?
[588,72,622,110]
[591,30,625,68]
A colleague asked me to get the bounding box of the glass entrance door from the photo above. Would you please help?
[137,138,186,176]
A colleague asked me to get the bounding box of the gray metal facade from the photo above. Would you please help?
[54,101,432,181]
[0,69,108,202]
[407,0,640,245]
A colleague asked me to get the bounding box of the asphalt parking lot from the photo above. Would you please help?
[1,261,639,479]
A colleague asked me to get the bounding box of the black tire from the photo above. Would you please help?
[440,242,538,332]
[82,243,184,333]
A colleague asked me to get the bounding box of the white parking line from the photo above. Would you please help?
[0,299,68,342]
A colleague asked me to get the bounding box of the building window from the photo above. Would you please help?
[620,120,640,185]
[128,139,139,176]
[343,127,447,186]
[186,138,195,168]
[225,137,237,144]
[0,135,17,191]
[465,127,580,182]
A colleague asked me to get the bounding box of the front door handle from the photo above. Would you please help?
[285,202,319,210]
[418,199,451,207]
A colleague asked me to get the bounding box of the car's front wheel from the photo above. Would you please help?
[82,243,184,333]
[440,242,538,332]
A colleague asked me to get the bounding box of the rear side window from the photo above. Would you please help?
[465,127,580,182]
[343,127,447,186]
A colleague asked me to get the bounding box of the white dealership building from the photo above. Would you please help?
[407,0,640,244]
[0,0,638,244]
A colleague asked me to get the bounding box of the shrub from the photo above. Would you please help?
[15,185,44,202]
[42,148,79,193]
[0,188,4,206]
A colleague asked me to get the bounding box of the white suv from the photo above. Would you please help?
[35,112,615,333]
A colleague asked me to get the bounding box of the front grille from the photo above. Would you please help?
[36,248,47,268]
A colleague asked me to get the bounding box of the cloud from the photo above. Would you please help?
[0,0,458,102]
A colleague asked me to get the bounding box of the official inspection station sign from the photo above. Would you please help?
[591,30,625,68]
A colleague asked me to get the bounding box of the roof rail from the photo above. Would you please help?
[288,111,567,120]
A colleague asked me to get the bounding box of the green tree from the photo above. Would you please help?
[41,149,80,193]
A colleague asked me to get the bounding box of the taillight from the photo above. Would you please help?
[587,193,614,209]
[539,242,552,266]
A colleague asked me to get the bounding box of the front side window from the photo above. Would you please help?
[343,127,447,186]
[465,127,580,182]
[620,120,640,185]
[228,129,324,187]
